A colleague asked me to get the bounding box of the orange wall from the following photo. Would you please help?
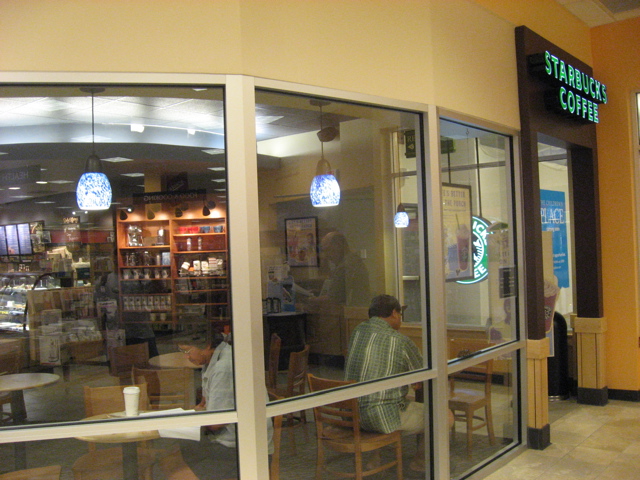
[592,18,640,391]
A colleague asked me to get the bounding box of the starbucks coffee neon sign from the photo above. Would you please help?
[457,216,489,285]
[528,51,607,124]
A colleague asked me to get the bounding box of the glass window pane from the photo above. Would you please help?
[275,382,430,478]
[450,351,517,478]
[440,119,518,351]
[256,90,426,395]
[0,426,239,478]
[0,85,233,428]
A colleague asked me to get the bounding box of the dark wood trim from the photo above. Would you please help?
[608,389,640,402]
[577,386,609,406]
[527,424,550,450]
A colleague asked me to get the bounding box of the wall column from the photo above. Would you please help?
[527,338,551,449]
[527,338,550,449]
[574,317,608,405]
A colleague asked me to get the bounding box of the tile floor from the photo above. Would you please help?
[485,398,640,480]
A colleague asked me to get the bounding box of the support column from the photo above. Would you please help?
[527,338,550,449]
[574,317,608,405]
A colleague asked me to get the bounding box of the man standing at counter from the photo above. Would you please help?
[345,294,425,470]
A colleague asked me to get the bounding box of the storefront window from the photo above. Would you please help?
[0,85,243,475]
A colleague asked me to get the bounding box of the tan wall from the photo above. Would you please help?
[591,18,640,391]
[0,0,560,131]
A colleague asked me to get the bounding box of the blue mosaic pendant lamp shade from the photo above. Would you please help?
[309,99,340,207]
[77,155,112,210]
[310,157,340,207]
[394,204,409,228]
[76,87,112,211]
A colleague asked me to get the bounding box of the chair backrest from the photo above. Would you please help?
[449,337,495,397]
[285,344,310,397]
[109,343,150,381]
[0,341,22,375]
[266,333,281,391]
[307,374,359,439]
[83,383,149,417]
[132,366,193,410]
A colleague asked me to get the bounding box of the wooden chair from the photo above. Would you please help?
[265,333,281,392]
[132,366,193,410]
[307,374,403,480]
[270,344,310,454]
[0,465,61,480]
[158,445,200,480]
[0,342,23,424]
[448,338,496,458]
[72,384,155,480]
[108,342,150,385]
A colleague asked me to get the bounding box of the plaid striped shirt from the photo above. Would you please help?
[344,317,423,433]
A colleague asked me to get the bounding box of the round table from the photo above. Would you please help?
[148,352,201,369]
[0,373,60,469]
[77,413,160,480]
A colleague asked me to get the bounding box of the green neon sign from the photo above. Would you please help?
[529,51,607,124]
[457,216,489,285]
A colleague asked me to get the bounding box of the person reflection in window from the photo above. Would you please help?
[311,231,370,306]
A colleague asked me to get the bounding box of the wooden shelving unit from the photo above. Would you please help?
[116,210,228,333]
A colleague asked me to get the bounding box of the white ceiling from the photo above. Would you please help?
[555,0,640,26]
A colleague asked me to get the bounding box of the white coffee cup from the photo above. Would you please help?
[123,386,140,416]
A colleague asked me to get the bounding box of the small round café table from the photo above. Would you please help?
[77,413,160,480]
[148,352,201,369]
[0,373,60,469]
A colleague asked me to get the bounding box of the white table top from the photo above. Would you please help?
[76,413,160,443]
[0,373,59,392]
[148,352,201,369]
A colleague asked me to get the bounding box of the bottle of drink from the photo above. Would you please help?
[186,237,192,251]
[197,237,202,250]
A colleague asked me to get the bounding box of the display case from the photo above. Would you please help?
[116,210,228,333]
[0,271,44,333]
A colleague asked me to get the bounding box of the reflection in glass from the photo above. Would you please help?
[449,351,516,478]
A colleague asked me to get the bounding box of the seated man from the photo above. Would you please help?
[344,294,425,469]
[180,335,274,451]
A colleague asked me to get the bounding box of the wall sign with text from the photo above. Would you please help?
[528,50,607,124]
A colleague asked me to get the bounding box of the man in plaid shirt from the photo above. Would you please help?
[345,294,426,470]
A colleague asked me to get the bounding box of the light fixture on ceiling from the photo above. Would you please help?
[76,87,112,211]
[309,99,340,207]
[394,203,409,228]
[202,200,216,216]
[119,205,134,221]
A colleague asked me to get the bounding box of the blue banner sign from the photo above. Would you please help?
[540,189,569,288]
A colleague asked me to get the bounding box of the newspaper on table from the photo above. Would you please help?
[139,408,201,440]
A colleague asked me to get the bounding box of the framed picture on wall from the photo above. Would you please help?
[442,183,473,282]
[285,216,319,267]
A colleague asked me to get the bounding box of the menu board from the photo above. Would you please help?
[0,226,7,256]
[17,223,32,255]
[5,224,18,255]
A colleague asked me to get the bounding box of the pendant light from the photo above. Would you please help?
[76,87,112,211]
[394,203,409,228]
[393,130,408,228]
[309,100,340,207]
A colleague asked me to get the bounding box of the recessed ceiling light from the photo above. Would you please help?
[211,179,226,183]
[121,173,145,177]
[0,152,7,156]
[187,128,196,135]
[40,168,47,171]
[192,88,208,92]
[49,180,74,184]
[12,195,33,199]
[36,181,48,185]
[8,187,20,190]
[203,149,225,156]
[102,157,133,163]
[214,188,226,192]
[131,124,145,133]
[207,167,225,171]
[35,201,55,204]
[217,195,227,199]
[55,206,74,209]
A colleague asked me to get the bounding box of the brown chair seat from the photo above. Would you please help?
[0,465,61,480]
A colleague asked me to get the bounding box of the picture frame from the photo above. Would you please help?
[285,216,319,267]
[442,183,473,282]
